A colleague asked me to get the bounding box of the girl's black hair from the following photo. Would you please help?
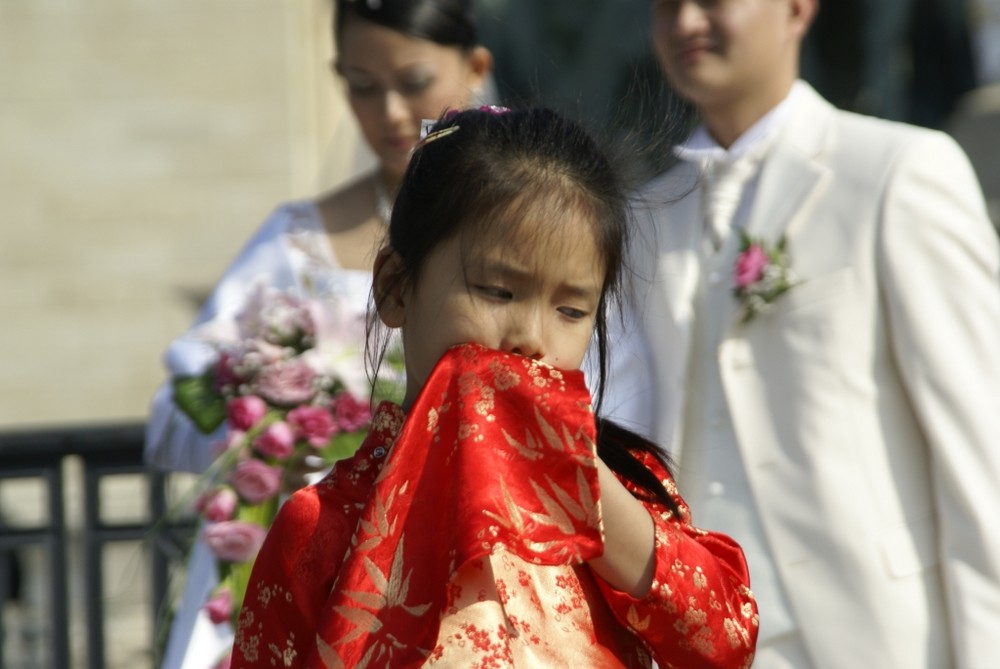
[369,106,680,516]
[335,0,478,51]
[596,418,680,517]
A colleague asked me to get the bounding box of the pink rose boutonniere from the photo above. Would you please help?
[733,231,797,322]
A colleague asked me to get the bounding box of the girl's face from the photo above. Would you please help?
[336,18,491,184]
[376,209,606,409]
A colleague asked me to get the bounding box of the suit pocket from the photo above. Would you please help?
[879,516,939,578]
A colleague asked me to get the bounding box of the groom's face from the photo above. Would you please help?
[650,0,810,112]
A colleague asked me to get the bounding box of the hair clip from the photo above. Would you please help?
[415,105,511,149]
[418,118,460,148]
[418,126,460,148]
[419,118,440,140]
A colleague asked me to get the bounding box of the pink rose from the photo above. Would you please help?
[255,359,317,406]
[332,393,372,432]
[201,520,267,562]
[288,405,337,448]
[237,340,286,374]
[213,351,245,392]
[203,587,234,625]
[194,487,238,522]
[253,421,295,459]
[258,293,316,347]
[226,395,267,431]
[734,244,768,289]
[229,459,282,504]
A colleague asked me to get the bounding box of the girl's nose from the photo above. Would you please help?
[501,314,544,361]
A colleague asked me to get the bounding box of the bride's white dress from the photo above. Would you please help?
[146,201,375,669]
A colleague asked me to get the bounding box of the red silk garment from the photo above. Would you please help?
[232,344,758,668]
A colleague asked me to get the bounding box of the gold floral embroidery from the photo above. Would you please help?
[489,357,521,390]
[501,427,546,461]
[690,624,717,657]
[354,482,403,553]
[626,604,651,631]
[265,635,297,668]
[330,537,433,653]
[457,421,480,441]
[473,388,495,417]
[233,608,260,662]
[685,597,709,622]
[235,346,758,668]
[526,364,548,388]
[257,585,274,608]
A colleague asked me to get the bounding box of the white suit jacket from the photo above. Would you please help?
[622,83,1000,668]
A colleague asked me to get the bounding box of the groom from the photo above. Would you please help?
[610,0,1000,666]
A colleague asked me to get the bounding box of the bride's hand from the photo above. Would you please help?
[281,451,329,493]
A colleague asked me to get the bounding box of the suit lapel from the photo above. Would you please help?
[745,84,834,242]
[745,149,828,242]
[730,84,835,331]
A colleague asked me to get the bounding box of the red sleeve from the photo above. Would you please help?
[230,438,386,668]
[597,452,759,669]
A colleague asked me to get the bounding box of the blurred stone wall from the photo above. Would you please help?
[0,0,372,429]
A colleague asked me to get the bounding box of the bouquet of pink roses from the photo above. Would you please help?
[172,282,377,634]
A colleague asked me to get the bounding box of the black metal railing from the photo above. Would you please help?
[0,423,195,669]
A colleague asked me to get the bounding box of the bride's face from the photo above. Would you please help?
[336,17,490,184]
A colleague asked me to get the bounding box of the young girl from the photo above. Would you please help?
[230,108,758,668]
[146,3,491,666]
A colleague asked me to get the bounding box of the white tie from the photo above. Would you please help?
[703,155,760,249]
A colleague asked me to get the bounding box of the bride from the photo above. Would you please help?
[144,1,492,666]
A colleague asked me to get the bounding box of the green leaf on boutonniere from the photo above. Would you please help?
[173,373,227,433]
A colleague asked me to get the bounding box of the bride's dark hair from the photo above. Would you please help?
[335,0,479,51]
